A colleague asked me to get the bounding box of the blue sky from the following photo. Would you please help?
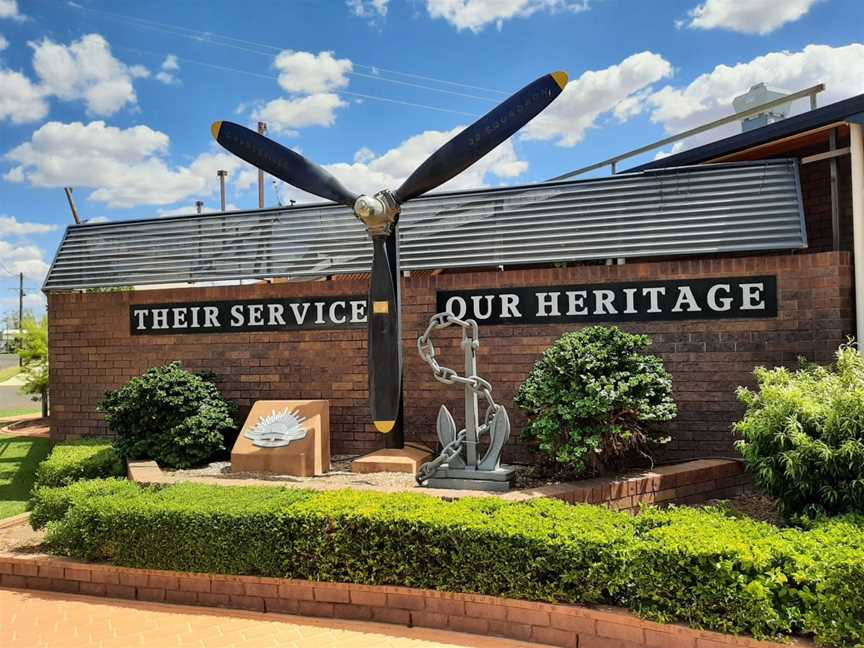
[0,0,862,318]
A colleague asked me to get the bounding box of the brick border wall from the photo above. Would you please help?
[0,552,811,648]
[129,458,751,514]
[47,251,854,461]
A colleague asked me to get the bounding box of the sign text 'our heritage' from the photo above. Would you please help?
[437,277,777,325]
[130,296,367,335]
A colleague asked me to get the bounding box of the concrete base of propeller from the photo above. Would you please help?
[351,442,434,475]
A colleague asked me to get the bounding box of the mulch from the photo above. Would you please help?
[0,416,50,438]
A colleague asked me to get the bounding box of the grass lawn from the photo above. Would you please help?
[0,366,21,383]
[0,434,51,519]
[0,407,41,420]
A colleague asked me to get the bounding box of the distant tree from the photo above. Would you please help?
[16,316,49,417]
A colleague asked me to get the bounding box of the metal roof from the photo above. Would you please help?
[629,93,864,172]
[43,159,807,292]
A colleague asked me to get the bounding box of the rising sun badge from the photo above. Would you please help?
[244,408,308,448]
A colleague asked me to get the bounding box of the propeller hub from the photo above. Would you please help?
[354,190,400,238]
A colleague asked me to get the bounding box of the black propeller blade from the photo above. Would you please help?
[368,237,400,432]
[211,121,358,207]
[393,71,568,204]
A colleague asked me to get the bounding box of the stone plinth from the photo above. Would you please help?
[231,400,330,476]
[352,444,434,474]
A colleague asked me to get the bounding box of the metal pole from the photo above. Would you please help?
[63,187,81,224]
[195,200,204,214]
[17,272,23,367]
[850,122,864,347]
[830,129,840,250]
[463,329,478,468]
[257,121,267,209]
[217,170,228,212]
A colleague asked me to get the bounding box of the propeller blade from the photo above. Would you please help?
[211,121,358,207]
[393,71,568,204]
[368,237,401,432]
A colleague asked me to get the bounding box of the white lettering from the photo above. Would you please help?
[329,301,347,324]
[622,288,637,314]
[189,307,201,328]
[642,287,666,313]
[230,305,244,327]
[740,282,766,310]
[707,284,732,311]
[132,309,147,330]
[566,291,588,316]
[499,294,521,318]
[290,303,310,324]
[267,304,286,326]
[536,292,561,317]
[671,286,702,313]
[350,300,367,323]
[152,309,168,329]
[445,296,467,319]
[314,302,325,324]
[203,306,220,328]
[172,308,187,328]
[593,289,617,315]
[471,295,494,320]
[248,304,264,326]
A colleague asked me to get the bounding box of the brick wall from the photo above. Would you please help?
[48,250,854,461]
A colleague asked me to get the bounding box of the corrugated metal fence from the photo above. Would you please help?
[43,160,806,291]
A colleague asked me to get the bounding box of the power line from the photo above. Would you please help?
[58,1,511,98]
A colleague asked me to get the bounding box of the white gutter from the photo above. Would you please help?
[850,122,864,346]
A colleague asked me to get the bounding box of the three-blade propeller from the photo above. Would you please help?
[212,70,568,436]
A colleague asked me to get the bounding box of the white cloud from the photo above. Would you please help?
[0,34,7,50]
[347,0,389,17]
[0,215,57,236]
[647,43,864,138]
[0,240,48,281]
[0,0,23,21]
[0,68,48,123]
[4,120,252,209]
[522,51,673,147]
[274,50,352,94]
[425,0,588,33]
[30,33,149,116]
[684,0,819,35]
[155,54,180,85]
[251,93,348,134]
[277,126,528,204]
[157,202,238,217]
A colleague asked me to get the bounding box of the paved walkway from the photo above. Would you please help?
[0,588,544,647]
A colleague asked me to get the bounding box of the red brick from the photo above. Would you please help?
[350,589,387,607]
[299,600,335,618]
[315,585,350,604]
[596,620,646,643]
[645,629,696,648]
[424,597,465,616]
[507,605,551,627]
[12,563,38,577]
[550,612,597,634]
[387,592,425,611]
[411,611,448,629]
[464,600,508,621]
[229,594,265,611]
[372,606,411,625]
[333,603,373,620]
[279,583,316,600]
[79,582,108,597]
[488,619,532,641]
[244,582,279,598]
[105,584,136,600]
[197,592,230,607]
[211,579,245,596]
[580,637,645,648]
[178,576,210,593]
[165,589,198,605]
[147,574,178,590]
[531,625,579,648]
[136,587,165,602]
[264,597,299,614]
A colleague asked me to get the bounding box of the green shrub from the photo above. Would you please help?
[515,326,676,475]
[31,481,864,646]
[98,362,237,469]
[33,440,125,490]
[735,344,864,520]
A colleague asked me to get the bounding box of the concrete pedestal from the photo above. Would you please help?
[351,443,434,474]
[231,400,330,476]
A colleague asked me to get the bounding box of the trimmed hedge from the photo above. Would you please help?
[32,441,125,490]
[31,481,864,647]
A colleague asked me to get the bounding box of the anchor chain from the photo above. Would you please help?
[416,311,503,484]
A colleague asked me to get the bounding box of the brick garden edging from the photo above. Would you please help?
[129,457,751,514]
[0,551,813,648]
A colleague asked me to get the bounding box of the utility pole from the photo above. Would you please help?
[63,187,81,224]
[17,272,23,366]
[257,121,267,208]
[217,170,228,212]
[195,200,204,214]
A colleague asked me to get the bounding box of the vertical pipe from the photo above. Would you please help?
[850,122,864,346]
[217,170,228,212]
[257,121,267,209]
[830,129,840,250]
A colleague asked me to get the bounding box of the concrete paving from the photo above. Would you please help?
[0,588,542,647]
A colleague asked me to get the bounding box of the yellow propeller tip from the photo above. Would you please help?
[551,70,568,90]
[374,420,396,433]
[210,121,223,139]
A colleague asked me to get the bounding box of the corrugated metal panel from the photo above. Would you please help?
[43,160,807,291]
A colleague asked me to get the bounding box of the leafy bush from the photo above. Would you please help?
[31,480,864,646]
[515,326,676,475]
[98,362,236,469]
[33,440,125,490]
[735,344,864,520]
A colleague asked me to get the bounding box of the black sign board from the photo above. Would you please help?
[437,276,777,325]
[130,296,367,335]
